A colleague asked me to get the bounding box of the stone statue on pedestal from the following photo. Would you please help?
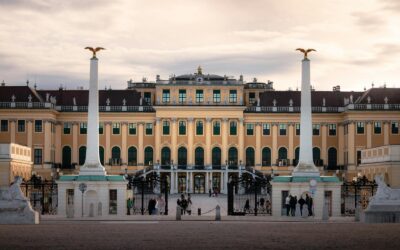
[0,176,39,224]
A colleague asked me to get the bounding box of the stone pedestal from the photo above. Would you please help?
[271,176,341,218]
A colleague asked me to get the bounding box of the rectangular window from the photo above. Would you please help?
[374,122,381,134]
[213,90,221,103]
[196,90,204,103]
[295,124,300,136]
[279,124,287,136]
[312,124,320,136]
[109,189,117,215]
[112,123,120,134]
[229,90,237,103]
[329,124,337,136]
[34,148,42,164]
[246,123,254,135]
[144,92,151,104]
[213,121,221,135]
[357,122,364,134]
[196,121,203,135]
[79,122,87,134]
[128,123,136,135]
[344,124,348,135]
[230,121,237,135]
[178,89,186,103]
[162,120,170,135]
[392,122,399,134]
[249,92,256,104]
[34,120,42,133]
[262,123,270,135]
[179,121,186,135]
[17,120,25,132]
[63,122,71,134]
[0,120,8,132]
[162,89,170,103]
[145,123,153,135]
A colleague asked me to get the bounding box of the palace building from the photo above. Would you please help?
[0,67,400,193]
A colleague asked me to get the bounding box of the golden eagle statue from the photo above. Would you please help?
[296,48,316,59]
[85,47,105,58]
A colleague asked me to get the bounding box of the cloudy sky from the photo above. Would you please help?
[1,0,400,91]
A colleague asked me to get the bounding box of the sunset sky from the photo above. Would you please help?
[1,0,400,91]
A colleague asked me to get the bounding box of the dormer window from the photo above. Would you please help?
[196,77,203,83]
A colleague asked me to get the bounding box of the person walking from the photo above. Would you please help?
[180,194,187,215]
[298,196,306,216]
[306,194,313,216]
[187,194,192,215]
[285,195,291,216]
[209,188,212,197]
[127,198,133,215]
[158,196,165,215]
[244,199,250,213]
[290,195,296,216]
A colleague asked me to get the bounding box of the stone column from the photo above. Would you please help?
[190,172,193,193]
[272,123,278,166]
[72,122,78,164]
[187,118,194,167]
[321,123,327,164]
[288,123,294,164]
[338,124,344,165]
[170,171,175,194]
[238,118,244,165]
[10,119,16,143]
[205,171,209,193]
[224,168,228,194]
[384,121,389,145]
[121,122,127,165]
[366,122,372,148]
[220,172,224,193]
[105,122,111,165]
[292,57,319,176]
[155,118,161,163]
[171,118,178,164]
[44,120,52,165]
[80,55,106,175]
[205,117,212,168]
[255,122,261,167]
[138,122,144,166]
[55,122,62,164]
[221,118,228,165]
[347,122,355,169]
[175,171,179,193]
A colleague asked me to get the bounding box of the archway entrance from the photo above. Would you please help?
[194,174,205,194]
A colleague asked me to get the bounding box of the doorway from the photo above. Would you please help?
[194,174,205,194]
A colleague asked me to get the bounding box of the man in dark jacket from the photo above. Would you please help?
[290,195,297,216]
[298,196,306,216]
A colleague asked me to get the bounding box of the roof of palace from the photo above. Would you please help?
[0,85,43,102]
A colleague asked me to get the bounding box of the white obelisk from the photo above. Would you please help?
[292,55,320,177]
[79,51,106,176]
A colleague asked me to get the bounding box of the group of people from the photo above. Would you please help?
[243,198,272,214]
[209,188,219,197]
[177,194,192,215]
[126,195,166,215]
[285,193,313,216]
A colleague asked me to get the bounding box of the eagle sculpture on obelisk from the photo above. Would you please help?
[85,47,105,58]
[296,48,316,59]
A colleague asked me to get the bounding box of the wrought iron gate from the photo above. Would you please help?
[20,175,58,215]
[341,176,377,216]
[127,171,169,215]
[228,172,271,216]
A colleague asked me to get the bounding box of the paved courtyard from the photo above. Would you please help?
[1,221,400,250]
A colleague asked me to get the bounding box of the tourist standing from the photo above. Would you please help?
[298,196,306,216]
[209,188,212,197]
[244,199,250,213]
[290,195,296,216]
[187,194,192,215]
[158,196,165,215]
[306,194,313,216]
[127,198,133,215]
[285,195,291,216]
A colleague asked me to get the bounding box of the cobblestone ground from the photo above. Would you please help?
[1,221,400,250]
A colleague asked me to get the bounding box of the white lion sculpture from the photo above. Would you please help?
[371,175,400,202]
[0,176,28,201]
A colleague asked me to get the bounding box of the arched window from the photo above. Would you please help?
[144,147,153,166]
[313,147,321,166]
[79,146,86,165]
[62,146,71,168]
[245,147,255,166]
[278,147,287,160]
[328,147,337,169]
[178,147,187,166]
[262,147,271,166]
[294,147,300,166]
[212,147,221,166]
[128,147,137,166]
[111,146,121,165]
[161,147,171,165]
[195,147,204,166]
[99,146,104,165]
[228,147,238,166]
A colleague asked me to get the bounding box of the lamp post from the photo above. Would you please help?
[79,183,87,217]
